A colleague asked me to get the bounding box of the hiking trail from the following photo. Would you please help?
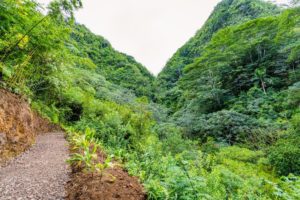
[0,132,70,200]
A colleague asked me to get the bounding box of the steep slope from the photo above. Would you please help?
[71,25,154,98]
[155,0,279,108]
[175,8,300,144]
[0,89,55,164]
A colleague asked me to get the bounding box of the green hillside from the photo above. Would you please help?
[71,25,154,98]
[155,0,280,109]
[176,8,300,139]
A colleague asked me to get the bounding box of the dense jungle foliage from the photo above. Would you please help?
[71,25,154,98]
[155,0,280,109]
[0,0,299,199]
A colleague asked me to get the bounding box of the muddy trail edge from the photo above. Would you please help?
[0,132,70,200]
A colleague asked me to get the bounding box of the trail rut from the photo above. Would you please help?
[0,132,70,200]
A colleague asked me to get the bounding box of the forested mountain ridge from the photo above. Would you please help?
[71,25,154,98]
[0,1,154,99]
[155,0,280,108]
[174,7,300,144]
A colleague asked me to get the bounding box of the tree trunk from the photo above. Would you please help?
[261,79,267,94]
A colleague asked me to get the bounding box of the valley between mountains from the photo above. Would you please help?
[0,0,299,199]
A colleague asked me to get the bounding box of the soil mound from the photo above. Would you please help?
[0,89,56,164]
[66,150,146,200]
[67,169,146,200]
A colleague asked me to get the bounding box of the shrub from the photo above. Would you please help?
[154,123,197,155]
[192,110,265,145]
[218,146,264,163]
[268,134,300,176]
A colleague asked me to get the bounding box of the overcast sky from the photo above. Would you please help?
[37,0,289,75]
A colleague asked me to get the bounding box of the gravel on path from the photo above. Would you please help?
[0,132,70,200]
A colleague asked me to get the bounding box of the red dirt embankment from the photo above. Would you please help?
[0,89,55,164]
[66,148,146,200]
[67,167,146,200]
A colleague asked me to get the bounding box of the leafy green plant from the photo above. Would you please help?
[68,131,114,179]
[68,145,98,172]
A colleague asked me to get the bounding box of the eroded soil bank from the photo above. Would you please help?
[0,89,55,164]
[66,150,146,200]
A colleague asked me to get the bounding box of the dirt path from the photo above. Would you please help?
[0,132,70,200]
